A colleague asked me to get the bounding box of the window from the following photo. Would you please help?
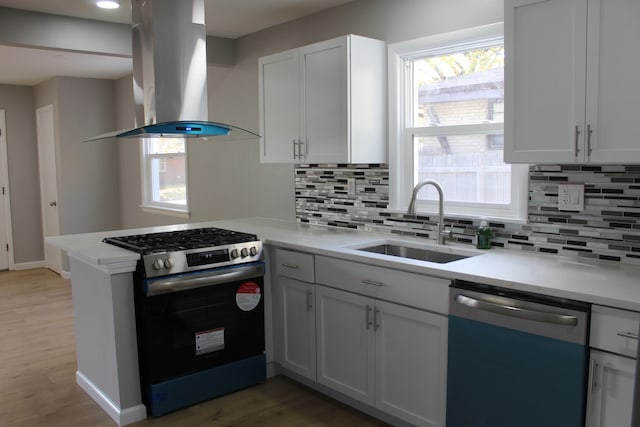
[389,23,528,221]
[141,137,189,216]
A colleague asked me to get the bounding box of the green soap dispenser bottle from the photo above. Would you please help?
[476,219,492,249]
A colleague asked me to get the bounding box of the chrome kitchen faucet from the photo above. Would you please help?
[407,180,448,245]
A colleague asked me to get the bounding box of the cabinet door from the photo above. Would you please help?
[300,37,348,164]
[586,350,636,427]
[375,301,447,427]
[504,0,587,163]
[586,0,640,163]
[258,49,299,163]
[315,285,375,406]
[277,277,316,381]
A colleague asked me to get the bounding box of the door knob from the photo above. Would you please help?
[49,201,57,207]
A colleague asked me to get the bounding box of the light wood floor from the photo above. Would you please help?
[0,268,388,427]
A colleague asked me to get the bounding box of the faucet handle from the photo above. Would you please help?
[442,223,453,239]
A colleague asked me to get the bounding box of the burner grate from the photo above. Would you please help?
[103,227,258,254]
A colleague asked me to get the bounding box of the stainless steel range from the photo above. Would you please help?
[104,227,263,277]
[103,227,266,417]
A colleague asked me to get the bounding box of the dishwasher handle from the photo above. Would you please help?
[454,293,579,326]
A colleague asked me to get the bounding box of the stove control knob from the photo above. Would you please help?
[249,246,258,256]
[240,248,249,258]
[152,259,164,270]
[230,249,239,259]
[163,258,173,269]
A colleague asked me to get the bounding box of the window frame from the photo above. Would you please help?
[140,138,190,219]
[388,22,528,222]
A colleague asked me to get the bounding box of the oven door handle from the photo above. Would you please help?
[146,263,264,296]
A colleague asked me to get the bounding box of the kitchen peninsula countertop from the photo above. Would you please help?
[48,216,640,312]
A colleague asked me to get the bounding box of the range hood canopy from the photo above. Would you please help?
[85,0,259,142]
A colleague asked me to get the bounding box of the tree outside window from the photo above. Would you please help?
[408,45,509,206]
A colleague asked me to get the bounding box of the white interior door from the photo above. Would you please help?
[36,105,62,274]
[0,110,13,270]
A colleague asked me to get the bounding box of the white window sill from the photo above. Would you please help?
[385,207,528,225]
[140,205,191,219]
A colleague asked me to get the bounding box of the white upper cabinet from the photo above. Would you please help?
[505,0,640,164]
[258,49,300,163]
[259,35,387,164]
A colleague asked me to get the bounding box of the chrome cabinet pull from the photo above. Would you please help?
[366,304,372,330]
[454,294,579,326]
[293,139,305,159]
[306,289,313,311]
[589,359,598,393]
[362,279,384,287]
[587,124,593,156]
[374,307,381,331]
[281,263,299,269]
[617,331,639,340]
[574,125,581,156]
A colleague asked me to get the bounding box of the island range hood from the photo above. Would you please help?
[85,0,259,142]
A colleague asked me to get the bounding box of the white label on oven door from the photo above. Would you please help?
[236,281,261,312]
[195,327,224,355]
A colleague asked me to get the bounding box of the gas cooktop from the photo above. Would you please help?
[103,227,263,278]
[103,227,259,255]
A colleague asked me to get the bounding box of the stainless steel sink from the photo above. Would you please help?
[356,244,472,264]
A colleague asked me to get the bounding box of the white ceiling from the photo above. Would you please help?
[0,0,354,85]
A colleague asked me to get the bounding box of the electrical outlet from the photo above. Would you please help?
[558,184,584,211]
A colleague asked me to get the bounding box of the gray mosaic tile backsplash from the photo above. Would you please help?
[295,163,640,265]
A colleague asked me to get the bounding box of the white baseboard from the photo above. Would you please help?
[13,260,46,270]
[76,371,147,426]
[11,261,70,278]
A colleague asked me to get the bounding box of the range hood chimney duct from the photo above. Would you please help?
[84,0,258,142]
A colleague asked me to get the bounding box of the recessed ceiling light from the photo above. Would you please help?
[96,0,120,9]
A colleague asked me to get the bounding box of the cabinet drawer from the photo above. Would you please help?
[274,248,315,283]
[590,305,640,358]
[315,255,449,314]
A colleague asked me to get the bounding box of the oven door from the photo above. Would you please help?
[135,262,265,385]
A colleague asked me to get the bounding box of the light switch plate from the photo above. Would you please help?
[558,184,584,211]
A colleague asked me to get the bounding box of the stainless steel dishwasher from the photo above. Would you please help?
[447,280,591,427]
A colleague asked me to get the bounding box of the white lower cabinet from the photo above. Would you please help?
[586,350,636,427]
[277,277,316,381]
[315,284,447,427]
[315,285,375,404]
[586,305,640,427]
[272,248,317,381]
[375,300,447,426]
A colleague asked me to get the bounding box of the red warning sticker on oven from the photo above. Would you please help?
[236,281,261,311]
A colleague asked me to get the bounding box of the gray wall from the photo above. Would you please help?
[117,67,265,228]
[0,85,44,264]
[34,77,121,237]
[0,6,130,56]
[118,0,503,228]
[56,77,121,234]
[0,0,505,264]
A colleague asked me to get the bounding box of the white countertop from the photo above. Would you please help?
[47,217,640,312]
